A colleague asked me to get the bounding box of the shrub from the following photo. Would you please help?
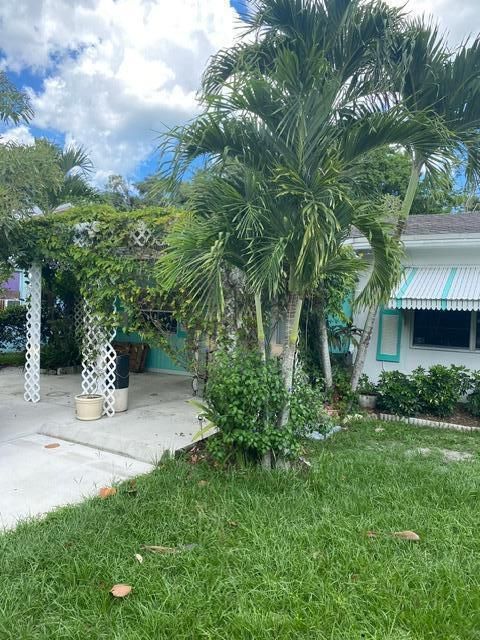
[202,348,328,464]
[357,374,377,395]
[412,365,470,418]
[376,370,418,416]
[204,348,289,463]
[0,305,27,351]
[40,317,80,369]
[289,369,329,437]
[467,371,480,418]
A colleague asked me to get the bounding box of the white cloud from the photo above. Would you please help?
[0,0,477,184]
[386,0,478,47]
[0,0,241,183]
[0,125,35,146]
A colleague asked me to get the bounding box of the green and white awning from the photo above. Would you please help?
[388,266,480,311]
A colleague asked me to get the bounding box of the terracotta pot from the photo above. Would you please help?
[75,394,104,421]
[359,394,377,410]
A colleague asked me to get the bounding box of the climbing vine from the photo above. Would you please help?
[6,204,210,372]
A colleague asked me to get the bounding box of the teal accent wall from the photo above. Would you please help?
[115,328,187,373]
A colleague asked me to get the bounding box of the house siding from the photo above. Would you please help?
[354,244,480,381]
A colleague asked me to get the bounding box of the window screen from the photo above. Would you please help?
[413,310,471,349]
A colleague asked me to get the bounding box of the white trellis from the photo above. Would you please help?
[81,301,117,417]
[23,220,158,416]
[24,262,42,403]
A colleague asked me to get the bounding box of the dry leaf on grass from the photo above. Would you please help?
[99,487,117,499]
[198,480,208,487]
[110,584,132,598]
[142,543,198,554]
[374,427,384,433]
[134,553,143,564]
[366,531,377,538]
[44,443,61,449]
[393,530,420,542]
[227,520,239,528]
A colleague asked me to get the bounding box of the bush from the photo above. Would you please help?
[0,305,27,351]
[202,348,327,464]
[412,365,470,418]
[40,317,80,369]
[377,370,418,416]
[357,374,377,395]
[289,369,329,437]
[467,371,480,418]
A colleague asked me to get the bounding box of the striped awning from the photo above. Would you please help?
[388,266,480,311]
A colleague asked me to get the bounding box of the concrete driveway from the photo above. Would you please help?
[0,367,198,530]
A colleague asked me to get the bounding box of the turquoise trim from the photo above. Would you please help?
[395,267,417,309]
[440,267,457,311]
[376,307,402,363]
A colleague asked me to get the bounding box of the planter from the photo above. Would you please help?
[75,394,104,421]
[359,394,377,410]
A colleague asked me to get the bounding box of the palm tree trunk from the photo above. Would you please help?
[254,293,266,362]
[279,293,303,427]
[351,156,423,391]
[319,308,333,390]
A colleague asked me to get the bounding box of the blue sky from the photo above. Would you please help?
[0,0,476,188]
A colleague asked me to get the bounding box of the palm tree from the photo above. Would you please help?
[160,0,448,428]
[351,22,480,389]
[43,143,97,213]
[0,72,33,125]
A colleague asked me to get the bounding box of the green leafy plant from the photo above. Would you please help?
[203,348,292,464]
[357,374,377,396]
[413,365,471,418]
[0,305,27,351]
[40,317,80,369]
[377,370,419,416]
[289,369,329,438]
[467,371,480,418]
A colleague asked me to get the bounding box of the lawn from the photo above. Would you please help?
[2,420,480,639]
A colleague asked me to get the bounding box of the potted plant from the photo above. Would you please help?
[75,393,104,420]
[357,374,378,410]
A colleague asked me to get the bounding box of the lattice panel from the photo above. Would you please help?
[80,301,117,417]
[130,221,153,247]
[73,298,84,346]
[24,263,42,403]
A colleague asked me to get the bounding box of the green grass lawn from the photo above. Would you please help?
[2,420,480,639]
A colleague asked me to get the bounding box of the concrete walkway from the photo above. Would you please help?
[0,367,198,530]
[0,433,152,530]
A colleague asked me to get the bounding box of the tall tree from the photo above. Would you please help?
[351,22,480,389]
[160,0,444,433]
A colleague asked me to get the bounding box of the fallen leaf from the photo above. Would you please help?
[142,543,199,554]
[44,443,60,449]
[374,427,384,433]
[393,530,420,542]
[99,487,117,499]
[134,553,143,564]
[366,531,377,538]
[110,584,132,598]
[227,520,239,528]
[198,480,208,487]
[350,573,360,582]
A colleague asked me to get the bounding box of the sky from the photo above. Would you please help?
[0,0,478,188]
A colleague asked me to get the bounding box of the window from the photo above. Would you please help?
[413,310,471,349]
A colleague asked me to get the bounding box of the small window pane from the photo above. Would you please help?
[413,310,471,349]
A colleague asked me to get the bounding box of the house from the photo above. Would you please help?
[0,271,27,309]
[352,212,480,381]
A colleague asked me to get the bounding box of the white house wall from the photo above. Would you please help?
[354,243,480,381]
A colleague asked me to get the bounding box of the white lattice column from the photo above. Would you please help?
[24,262,42,403]
[81,301,117,417]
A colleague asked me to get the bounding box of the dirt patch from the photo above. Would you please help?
[406,447,474,463]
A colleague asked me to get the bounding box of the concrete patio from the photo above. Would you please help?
[0,367,198,529]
